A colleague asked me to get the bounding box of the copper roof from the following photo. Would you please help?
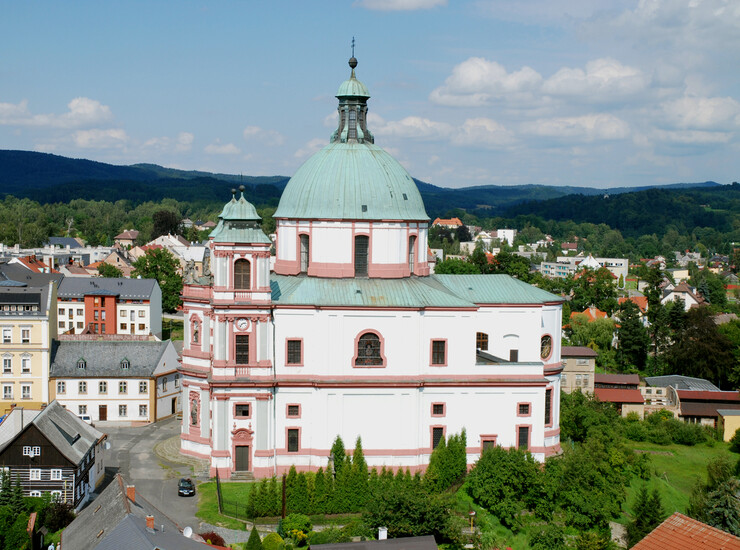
[632,512,740,550]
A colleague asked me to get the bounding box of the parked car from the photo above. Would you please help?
[78,414,94,426]
[178,478,195,497]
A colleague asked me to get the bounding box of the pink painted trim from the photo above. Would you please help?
[232,427,254,473]
[517,402,532,417]
[286,403,302,418]
[212,392,273,399]
[211,450,230,458]
[429,424,446,452]
[431,402,446,417]
[180,446,210,461]
[182,349,210,360]
[285,426,301,453]
[285,338,304,366]
[353,330,387,368]
[540,333,554,362]
[182,432,210,445]
[429,338,448,366]
[309,262,356,278]
[271,304,478,312]
[190,315,201,350]
[479,433,498,452]
[233,402,252,419]
[254,450,273,457]
[544,427,561,437]
[515,424,532,450]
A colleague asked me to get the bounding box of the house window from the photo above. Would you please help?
[3,385,12,399]
[21,329,30,343]
[78,405,87,415]
[162,378,167,392]
[120,310,127,319]
[51,490,62,499]
[121,359,130,369]
[354,235,369,277]
[234,259,251,289]
[51,469,62,481]
[287,404,300,417]
[432,427,445,449]
[57,381,66,394]
[355,332,382,366]
[21,384,31,400]
[287,428,299,452]
[300,235,310,273]
[30,490,42,497]
[94,310,99,321]
[518,403,531,416]
[583,374,589,387]
[517,426,530,450]
[59,321,65,329]
[576,358,589,366]
[287,339,302,365]
[545,388,553,426]
[432,403,445,416]
[408,235,417,274]
[482,438,497,452]
[175,374,179,388]
[509,349,519,362]
[119,405,127,417]
[431,340,447,365]
[77,359,86,369]
[119,381,127,394]
[77,309,83,316]
[138,310,145,318]
[21,357,31,373]
[139,404,147,417]
[561,373,567,386]
[235,404,250,417]
[3,357,11,374]
[138,324,145,331]
[576,374,582,386]
[139,381,147,393]
[77,322,83,329]
[476,332,488,351]
[2,328,11,343]
[235,335,249,364]
[99,381,107,394]
[23,446,40,457]
[29,469,41,480]
[79,381,87,394]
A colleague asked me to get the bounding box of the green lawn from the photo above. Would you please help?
[619,440,732,523]
[196,481,255,530]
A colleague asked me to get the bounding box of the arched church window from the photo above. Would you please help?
[234,259,251,289]
[408,235,417,274]
[354,235,369,277]
[355,332,382,366]
[300,235,310,273]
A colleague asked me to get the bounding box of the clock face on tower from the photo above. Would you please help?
[236,318,249,331]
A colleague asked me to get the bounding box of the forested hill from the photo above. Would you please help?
[503,184,740,240]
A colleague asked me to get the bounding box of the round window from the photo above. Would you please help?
[540,335,552,360]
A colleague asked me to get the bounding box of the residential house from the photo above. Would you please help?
[313,536,438,550]
[571,306,608,323]
[100,250,134,277]
[0,268,58,414]
[661,281,704,311]
[617,295,649,325]
[594,373,645,417]
[560,346,596,394]
[57,277,162,338]
[494,228,516,247]
[9,255,60,274]
[114,230,140,248]
[540,255,628,281]
[676,390,740,427]
[61,473,210,549]
[718,410,740,442]
[632,512,740,550]
[50,340,180,424]
[0,400,105,510]
[431,217,463,228]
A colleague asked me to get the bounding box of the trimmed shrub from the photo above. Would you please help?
[262,533,285,550]
[277,513,312,538]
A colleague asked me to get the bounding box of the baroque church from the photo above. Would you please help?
[179,57,563,477]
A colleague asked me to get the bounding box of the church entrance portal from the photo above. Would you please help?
[235,445,250,471]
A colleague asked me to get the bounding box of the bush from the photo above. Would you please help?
[262,533,284,550]
[624,421,648,442]
[647,425,672,445]
[529,523,566,549]
[308,528,353,545]
[200,531,226,546]
[730,427,740,453]
[277,513,312,538]
[674,422,706,446]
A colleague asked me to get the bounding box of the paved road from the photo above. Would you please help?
[100,416,201,532]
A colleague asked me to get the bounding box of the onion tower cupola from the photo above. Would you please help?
[274,55,430,279]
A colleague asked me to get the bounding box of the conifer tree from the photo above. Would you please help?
[313,467,327,514]
[246,525,263,550]
[0,471,12,506]
[268,476,280,516]
[330,436,348,476]
[350,437,369,507]
[9,477,26,515]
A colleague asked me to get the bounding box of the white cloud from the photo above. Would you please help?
[355,0,446,10]
[373,116,454,140]
[143,131,194,153]
[72,128,128,149]
[542,58,649,98]
[0,97,113,128]
[653,128,733,144]
[294,138,326,159]
[430,57,542,107]
[243,125,285,146]
[522,114,630,141]
[661,95,740,130]
[451,118,516,148]
[205,141,241,155]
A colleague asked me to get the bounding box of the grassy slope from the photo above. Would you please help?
[196,481,254,530]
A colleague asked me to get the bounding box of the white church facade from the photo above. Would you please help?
[179,57,563,478]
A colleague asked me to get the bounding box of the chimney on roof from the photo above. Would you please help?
[146,515,155,532]
[126,485,136,503]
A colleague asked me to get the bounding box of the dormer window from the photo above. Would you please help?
[77,359,86,369]
[121,359,130,370]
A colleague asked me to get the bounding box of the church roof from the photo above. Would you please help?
[209,187,271,245]
[271,274,562,308]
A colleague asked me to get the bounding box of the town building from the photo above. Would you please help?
[632,512,740,550]
[560,346,596,394]
[661,281,704,311]
[114,229,140,248]
[594,373,645,417]
[540,254,628,281]
[57,277,162,338]
[50,340,181,424]
[0,266,59,413]
[0,400,105,510]
[179,57,563,478]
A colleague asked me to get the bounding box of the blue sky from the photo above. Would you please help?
[2,0,739,189]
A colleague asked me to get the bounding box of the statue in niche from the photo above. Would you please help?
[191,398,198,425]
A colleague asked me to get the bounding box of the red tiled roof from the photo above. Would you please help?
[561,346,598,357]
[632,512,740,550]
[677,390,740,402]
[618,296,648,313]
[562,243,578,249]
[571,308,607,321]
[432,217,463,227]
[680,402,740,418]
[595,373,640,386]
[115,229,139,240]
[594,388,644,404]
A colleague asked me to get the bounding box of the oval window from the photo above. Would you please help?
[540,335,552,360]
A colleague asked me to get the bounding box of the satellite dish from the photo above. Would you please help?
[183,526,193,538]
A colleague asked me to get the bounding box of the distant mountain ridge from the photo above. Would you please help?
[0,149,724,217]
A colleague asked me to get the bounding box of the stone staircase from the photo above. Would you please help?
[230,471,255,481]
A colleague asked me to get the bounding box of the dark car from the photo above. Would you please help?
[178,478,195,497]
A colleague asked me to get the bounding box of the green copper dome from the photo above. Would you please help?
[210,187,271,244]
[274,57,428,222]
